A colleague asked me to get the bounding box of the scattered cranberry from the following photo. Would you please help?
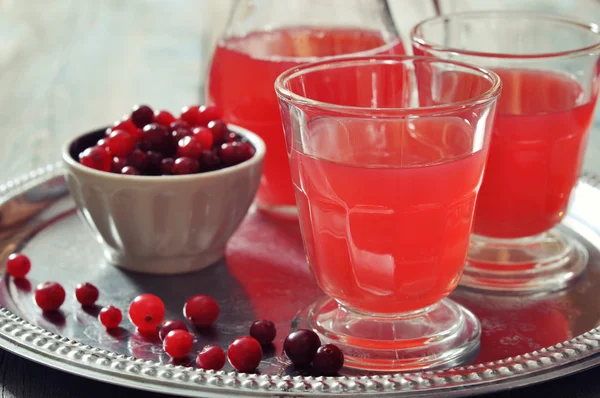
[183,294,219,327]
[106,130,136,157]
[177,136,204,158]
[228,336,262,373]
[159,320,188,341]
[199,150,221,172]
[111,157,128,173]
[283,329,321,367]
[79,146,111,172]
[193,126,214,149]
[34,282,66,312]
[313,344,344,375]
[208,120,229,145]
[121,166,140,175]
[163,329,194,358]
[129,293,165,332]
[112,118,139,137]
[172,157,199,175]
[75,282,99,306]
[127,149,149,171]
[99,305,122,329]
[220,141,255,166]
[139,123,170,152]
[131,104,154,128]
[249,320,276,345]
[154,110,176,127]
[161,158,175,175]
[196,345,226,371]
[6,253,31,278]
[146,151,164,175]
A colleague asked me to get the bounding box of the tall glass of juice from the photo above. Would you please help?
[207,0,404,218]
[275,56,501,371]
[412,12,600,293]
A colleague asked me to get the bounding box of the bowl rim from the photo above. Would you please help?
[62,123,266,181]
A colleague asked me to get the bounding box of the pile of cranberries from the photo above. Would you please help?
[78,104,255,176]
[4,253,344,375]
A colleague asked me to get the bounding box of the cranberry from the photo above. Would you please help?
[99,306,122,329]
[228,336,262,373]
[219,141,255,166]
[171,126,193,142]
[160,158,175,175]
[163,330,193,359]
[199,150,221,172]
[113,118,139,137]
[129,293,165,332]
[196,345,226,371]
[313,344,344,375]
[181,105,221,127]
[97,138,109,148]
[111,157,128,173]
[131,104,154,128]
[227,132,241,143]
[106,130,136,157]
[145,151,163,175]
[172,157,199,175]
[154,110,176,127]
[34,282,66,312]
[192,127,214,149]
[79,146,111,172]
[139,123,170,152]
[121,166,140,175]
[183,294,219,327]
[169,120,190,132]
[6,253,31,278]
[207,120,229,145]
[283,329,321,367]
[127,149,149,171]
[159,320,188,341]
[75,282,99,306]
[249,320,276,345]
[177,136,203,158]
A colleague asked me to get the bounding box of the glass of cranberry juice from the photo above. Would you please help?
[275,56,501,371]
[206,0,404,218]
[412,12,600,293]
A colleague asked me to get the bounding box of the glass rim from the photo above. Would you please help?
[411,11,600,60]
[274,55,502,117]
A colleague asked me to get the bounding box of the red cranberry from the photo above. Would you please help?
[99,306,122,329]
[160,158,175,175]
[145,151,164,175]
[97,138,109,148]
[129,294,165,332]
[177,136,203,158]
[283,329,321,367]
[113,118,139,137]
[111,157,128,173]
[159,320,188,341]
[6,253,31,278]
[228,336,262,373]
[163,330,193,358]
[154,110,176,127]
[34,282,66,312]
[313,344,344,375]
[183,294,219,327]
[172,157,199,175]
[121,166,140,175]
[192,127,214,149]
[75,282,99,306]
[207,120,229,145]
[79,146,111,172]
[131,104,154,128]
[249,320,276,345]
[227,132,241,143]
[219,141,255,166]
[139,123,170,152]
[169,120,190,132]
[196,345,226,371]
[199,150,221,172]
[127,149,149,171]
[106,130,136,157]
[181,105,221,127]
[171,126,193,142]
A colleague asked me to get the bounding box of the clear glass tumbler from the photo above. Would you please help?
[275,56,501,371]
[412,12,600,293]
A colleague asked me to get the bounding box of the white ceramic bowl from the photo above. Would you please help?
[62,124,265,274]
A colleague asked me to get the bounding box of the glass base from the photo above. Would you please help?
[256,201,298,220]
[462,228,588,293]
[293,297,481,372]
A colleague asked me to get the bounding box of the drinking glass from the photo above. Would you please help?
[412,12,600,293]
[275,56,501,371]
[206,0,404,218]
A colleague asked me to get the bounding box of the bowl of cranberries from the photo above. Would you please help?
[62,104,265,274]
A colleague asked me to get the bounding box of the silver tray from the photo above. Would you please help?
[1,164,600,397]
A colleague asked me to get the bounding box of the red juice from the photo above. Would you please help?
[207,27,404,211]
[473,69,596,238]
[290,117,488,314]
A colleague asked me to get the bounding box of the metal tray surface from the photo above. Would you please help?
[1,164,600,397]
